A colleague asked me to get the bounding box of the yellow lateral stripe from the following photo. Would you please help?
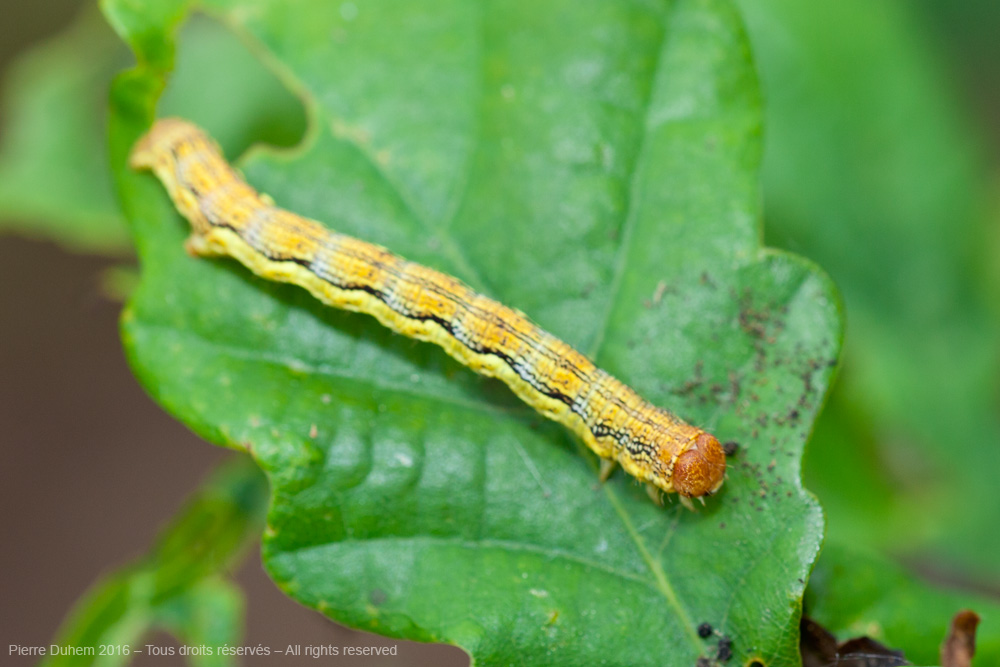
[130,118,727,500]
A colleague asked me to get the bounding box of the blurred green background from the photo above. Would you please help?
[1,0,998,663]
[738,0,1000,583]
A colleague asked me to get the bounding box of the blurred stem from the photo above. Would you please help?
[41,455,269,667]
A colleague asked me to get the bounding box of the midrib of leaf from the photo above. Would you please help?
[602,484,703,649]
[434,0,484,243]
[586,2,671,363]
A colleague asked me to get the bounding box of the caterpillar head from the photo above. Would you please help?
[672,432,727,498]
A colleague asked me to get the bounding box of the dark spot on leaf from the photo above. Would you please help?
[717,636,733,661]
[369,588,387,606]
[722,441,740,457]
[698,622,714,638]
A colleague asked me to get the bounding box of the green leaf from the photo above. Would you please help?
[736,0,1000,579]
[153,579,245,667]
[806,543,1000,666]
[41,456,267,667]
[0,8,130,253]
[106,0,842,664]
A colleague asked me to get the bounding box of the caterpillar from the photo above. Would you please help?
[130,118,727,507]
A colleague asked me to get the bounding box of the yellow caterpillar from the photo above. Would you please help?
[130,118,726,507]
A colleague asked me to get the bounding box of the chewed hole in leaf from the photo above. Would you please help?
[160,13,307,159]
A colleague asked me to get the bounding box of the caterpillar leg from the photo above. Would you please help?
[645,483,664,506]
[599,458,617,483]
[678,495,696,512]
[185,232,228,257]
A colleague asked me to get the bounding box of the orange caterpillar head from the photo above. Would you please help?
[672,432,727,498]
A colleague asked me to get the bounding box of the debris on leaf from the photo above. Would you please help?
[716,635,733,662]
[800,616,909,666]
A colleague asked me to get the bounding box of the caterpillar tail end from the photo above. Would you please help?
[128,130,156,171]
[672,432,727,501]
[129,118,203,171]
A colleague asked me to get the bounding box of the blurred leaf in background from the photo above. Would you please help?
[910,0,1000,147]
[40,456,268,667]
[736,0,1000,583]
[0,7,130,253]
